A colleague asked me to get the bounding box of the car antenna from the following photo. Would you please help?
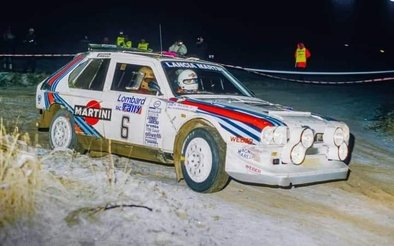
[159,24,163,53]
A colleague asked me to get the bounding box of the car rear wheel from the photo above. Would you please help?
[49,109,80,151]
[181,127,229,193]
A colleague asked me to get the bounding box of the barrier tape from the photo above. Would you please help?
[223,64,394,85]
[0,54,75,57]
[1,53,393,84]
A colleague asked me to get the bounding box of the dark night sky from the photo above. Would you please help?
[2,0,394,69]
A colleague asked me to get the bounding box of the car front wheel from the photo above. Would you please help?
[181,127,229,193]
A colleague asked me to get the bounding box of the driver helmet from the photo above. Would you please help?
[139,66,155,91]
[177,69,198,93]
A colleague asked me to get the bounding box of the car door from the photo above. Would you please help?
[102,60,161,147]
[65,57,110,138]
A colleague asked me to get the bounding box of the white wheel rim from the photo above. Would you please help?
[51,116,73,148]
[184,137,212,183]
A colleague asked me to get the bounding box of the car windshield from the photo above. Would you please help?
[161,61,254,96]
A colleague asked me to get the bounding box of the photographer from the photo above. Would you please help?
[169,39,187,56]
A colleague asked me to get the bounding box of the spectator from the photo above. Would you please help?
[79,35,90,52]
[137,38,149,51]
[124,35,132,48]
[169,39,187,56]
[192,36,208,59]
[22,27,38,73]
[294,42,311,69]
[116,31,126,47]
[2,26,16,71]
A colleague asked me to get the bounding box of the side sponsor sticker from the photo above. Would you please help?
[74,100,112,125]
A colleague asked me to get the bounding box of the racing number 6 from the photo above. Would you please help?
[121,116,130,139]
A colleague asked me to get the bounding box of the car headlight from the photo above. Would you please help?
[261,126,275,144]
[301,128,314,148]
[261,126,288,145]
[290,142,306,165]
[273,126,287,145]
[333,127,344,146]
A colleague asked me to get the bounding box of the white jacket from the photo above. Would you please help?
[169,42,187,56]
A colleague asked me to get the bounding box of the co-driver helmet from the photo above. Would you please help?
[139,66,155,91]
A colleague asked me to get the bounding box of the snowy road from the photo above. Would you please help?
[1,83,394,245]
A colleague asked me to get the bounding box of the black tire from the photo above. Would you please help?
[49,109,81,151]
[181,127,229,193]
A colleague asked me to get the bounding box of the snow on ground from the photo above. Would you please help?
[1,72,394,245]
[1,144,393,246]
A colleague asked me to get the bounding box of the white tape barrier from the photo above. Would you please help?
[1,54,392,84]
[223,64,394,84]
[0,54,75,57]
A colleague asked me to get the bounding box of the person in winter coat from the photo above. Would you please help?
[2,26,16,71]
[22,27,38,73]
[192,36,208,59]
[294,42,311,69]
[169,40,187,56]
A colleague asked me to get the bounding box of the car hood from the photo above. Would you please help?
[184,95,336,130]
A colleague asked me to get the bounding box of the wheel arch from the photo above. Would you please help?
[37,103,62,130]
[173,117,226,182]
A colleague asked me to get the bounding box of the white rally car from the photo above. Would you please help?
[35,44,351,193]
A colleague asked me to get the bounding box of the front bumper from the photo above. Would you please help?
[225,144,349,187]
[227,162,349,187]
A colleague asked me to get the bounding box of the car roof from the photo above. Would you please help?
[84,43,215,64]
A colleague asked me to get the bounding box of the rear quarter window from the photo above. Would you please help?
[68,58,110,91]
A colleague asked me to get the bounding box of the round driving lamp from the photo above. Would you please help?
[301,128,314,148]
[338,142,348,161]
[334,127,344,146]
[290,143,306,165]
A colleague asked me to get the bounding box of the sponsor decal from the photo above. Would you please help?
[37,95,41,104]
[245,164,262,174]
[167,101,197,112]
[163,62,223,71]
[115,94,146,114]
[147,116,159,124]
[74,100,112,125]
[153,100,161,108]
[144,101,162,146]
[230,136,253,144]
[238,148,254,159]
[97,53,111,58]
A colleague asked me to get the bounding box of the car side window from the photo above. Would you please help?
[111,63,157,95]
[199,74,239,94]
[68,58,110,91]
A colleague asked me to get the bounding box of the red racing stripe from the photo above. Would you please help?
[47,54,85,86]
[47,92,55,105]
[182,100,272,129]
